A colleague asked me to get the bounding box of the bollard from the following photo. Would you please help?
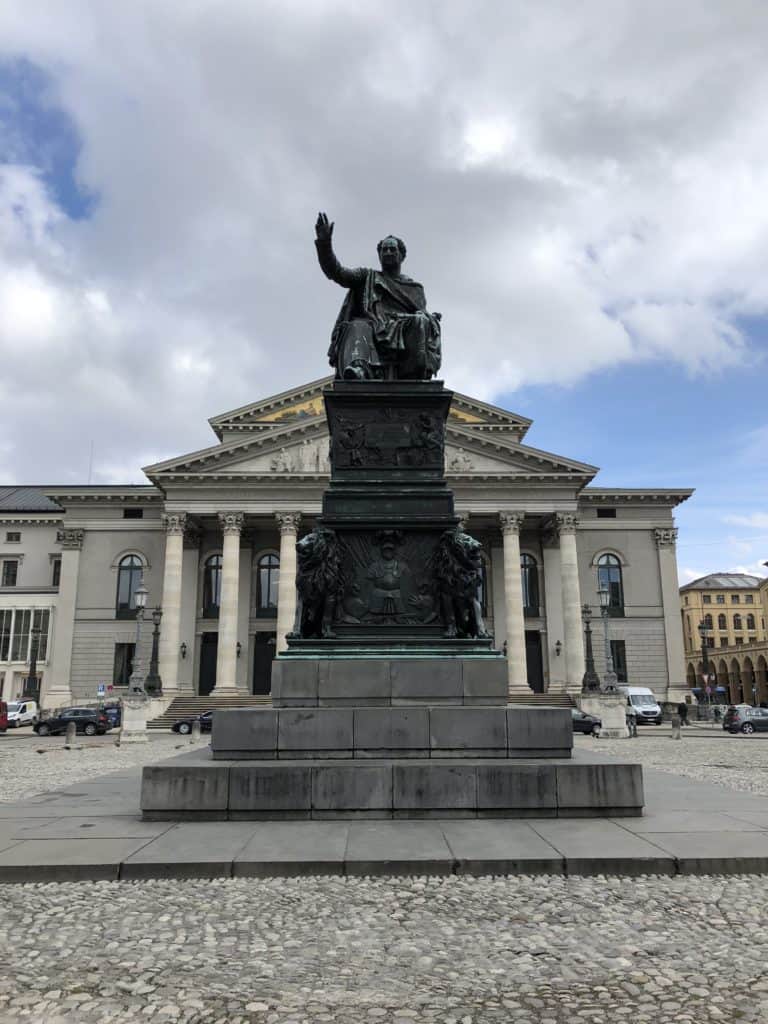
[671,713,681,740]
[64,721,77,748]
[190,718,202,744]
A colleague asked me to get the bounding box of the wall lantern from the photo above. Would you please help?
[236,641,242,659]
[554,640,562,657]
[180,642,187,660]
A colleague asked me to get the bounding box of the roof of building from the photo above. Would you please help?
[0,486,62,513]
[681,572,766,591]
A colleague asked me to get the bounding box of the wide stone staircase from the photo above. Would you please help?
[506,692,576,707]
[147,694,272,730]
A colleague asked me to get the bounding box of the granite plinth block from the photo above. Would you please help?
[141,758,644,820]
[271,657,508,707]
[211,706,573,760]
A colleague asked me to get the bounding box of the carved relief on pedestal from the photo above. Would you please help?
[329,407,445,469]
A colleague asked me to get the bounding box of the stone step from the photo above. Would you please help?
[147,695,271,729]
[506,694,575,707]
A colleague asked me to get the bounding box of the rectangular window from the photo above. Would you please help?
[716,595,725,604]
[732,594,740,603]
[1,560,18,587]
[10,609,30,661]
[51,558,61,587]
[702,595,711,604]
[123,508,144,519]
[596,508,617,518]
[609,640,628,683]
[748,636,757,644]
[720,637,729,647]
[0,609,12,660]
[706,636,715,648]
[684,596,689,606]
[5,531,20,542]
[745,595,754,603]
[32,609,50,661]
[735,637,744,645]
[113,643,135,686]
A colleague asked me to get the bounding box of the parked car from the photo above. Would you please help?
[0,700,7,733]
[34,707,110,737]
[724,706,768,734]
[572,708,602,735]
[722,704,751,730]
[6,699,39,728]
[171,711,213,735]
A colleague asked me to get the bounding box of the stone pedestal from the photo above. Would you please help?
[580,693,629,739]
[117,692,150,745]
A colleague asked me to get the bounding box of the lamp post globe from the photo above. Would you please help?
[128,576,149,693]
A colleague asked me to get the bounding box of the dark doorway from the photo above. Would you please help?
[525,631,544,693]
[199,633,218,696]
[253,632,276,694]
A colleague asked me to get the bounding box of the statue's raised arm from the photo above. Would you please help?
[314,212,441,382]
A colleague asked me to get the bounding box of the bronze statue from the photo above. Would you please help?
[429,529,491,640]
[315,212,442,381]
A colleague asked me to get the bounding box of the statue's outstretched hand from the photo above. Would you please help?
[315,212,334,242]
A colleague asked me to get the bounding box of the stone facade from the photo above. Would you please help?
[0,378,692,707]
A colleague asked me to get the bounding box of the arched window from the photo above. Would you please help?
[203,554,223,617]
[116,554,144,618]
[747,613,756,631]
[596,553,624,615]
[520,553,539,616]
[257,553,280,616]
[733,613,743,631]
[717,613,727,630]
[704,613,713,629]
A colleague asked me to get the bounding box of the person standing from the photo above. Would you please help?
[677,700,689,727]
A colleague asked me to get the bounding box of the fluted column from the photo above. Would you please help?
[275,512,302,653]
[500,512,529,694]
[556,513,585,694]
[655,527,687,702]
[43,528,83,709]
[214,512,244,692]
[158,513,186,692]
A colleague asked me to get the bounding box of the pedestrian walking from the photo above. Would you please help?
[677,700,689,727]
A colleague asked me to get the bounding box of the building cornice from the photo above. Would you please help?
[580,488,694,507]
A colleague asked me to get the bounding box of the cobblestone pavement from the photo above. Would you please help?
[1,873,767,1024]
[580,727,768,796]
[0,733,195,801]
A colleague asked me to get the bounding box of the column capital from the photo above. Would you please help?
[655,527,678,548]
[161,512,187,536]
[56,528,84,550]
[275,511,302,535]
[555,513,579,536]
[218,511,245,536]
[499,511,525,536]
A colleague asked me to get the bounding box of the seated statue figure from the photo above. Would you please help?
[315,212,442,381]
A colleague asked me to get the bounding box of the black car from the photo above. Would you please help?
[101,704,122,729]
[34,707,111,737]
[171,711,213,735]
[572,708,602,735]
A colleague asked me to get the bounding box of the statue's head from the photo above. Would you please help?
[377,235,406,272]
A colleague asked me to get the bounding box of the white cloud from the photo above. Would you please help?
[0,1,768,478]
[724,514,768,529]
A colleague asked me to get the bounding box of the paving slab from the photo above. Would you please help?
[648,830,768,874]
[10,815,176,840]
[442,819,563,875]
[530,819,676,876]
[345,821,452,875]
[122,822,259,879]
[234,821,349,877]
[615,809,767,833]
[0,836,155,882]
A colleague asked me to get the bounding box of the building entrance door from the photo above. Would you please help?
[525,631,544,693]
[199,633,218,696]
[253,632,276,694]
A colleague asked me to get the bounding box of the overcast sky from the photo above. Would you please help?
[1,0,767,582]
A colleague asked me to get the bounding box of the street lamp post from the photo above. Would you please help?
[598,586,618,693]
[697,620,713,714]
[144,606,163,696]
[127,577,149,693]
[581,604,601,693]
[24,624,41,705]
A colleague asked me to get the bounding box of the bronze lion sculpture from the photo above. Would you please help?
[429,528,491,639]
[287,527,346,640]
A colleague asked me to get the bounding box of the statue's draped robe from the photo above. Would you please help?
[315,238,442,380]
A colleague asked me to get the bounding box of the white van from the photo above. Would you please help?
[618,686,663,725]
[6,700,39,728]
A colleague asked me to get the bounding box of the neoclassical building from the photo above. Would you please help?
[0,377,692,709]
